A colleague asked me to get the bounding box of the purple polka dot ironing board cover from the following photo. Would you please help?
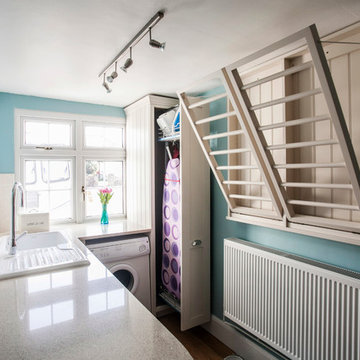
[162,158,181,300]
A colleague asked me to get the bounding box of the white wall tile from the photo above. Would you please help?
[0,174,14,233]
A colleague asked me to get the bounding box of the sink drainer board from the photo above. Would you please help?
[0,245,89,280]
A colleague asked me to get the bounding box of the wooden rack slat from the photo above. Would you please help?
[267,139,337,151]
[258,115,330,131]
[242,61,313,90]
[196,111,236,125]
[217,165,258,170]
[232,206,279,218]
[230,194,273,201]
[287,199,359,210]
[250,88,322,111]
[273,162,345,169]
[223,180,265,186]
[281,182,353,189]
[210,148,250,156]
[203,129,244,140]
[188,93,227,109]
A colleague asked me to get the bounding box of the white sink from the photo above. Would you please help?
[0,231,89,280]
[16,231,70,250]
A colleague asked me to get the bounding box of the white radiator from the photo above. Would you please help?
[224,238,360,360]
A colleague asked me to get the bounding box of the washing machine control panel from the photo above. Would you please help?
[87,237,150,263]
[93,250,110,260]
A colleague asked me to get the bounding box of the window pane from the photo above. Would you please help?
[25,122,47,145]
[48,161,72,190]
[25,160,37,185]
[49,190,72,220]
[24,119,72,147]
[26,190,49,213]
[25,190,73,220]
[25,160,48,191]
[84,124,123,148]
[49,123,72,147]
[24,159,73,220]
[85,160,123,217]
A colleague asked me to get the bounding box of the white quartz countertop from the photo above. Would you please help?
[51,219,151,241]
[0,226,191,360]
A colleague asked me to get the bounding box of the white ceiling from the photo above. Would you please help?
[1,0,359,107]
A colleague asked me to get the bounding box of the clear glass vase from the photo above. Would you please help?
[100,204,109,224]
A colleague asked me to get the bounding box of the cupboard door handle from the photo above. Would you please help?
[192,240,202,247]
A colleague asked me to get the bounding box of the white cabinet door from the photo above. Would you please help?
[180,103,211,331]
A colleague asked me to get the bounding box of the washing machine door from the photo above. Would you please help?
[109,263,139,294]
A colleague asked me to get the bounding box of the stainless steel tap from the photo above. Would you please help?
[9,182,25,255]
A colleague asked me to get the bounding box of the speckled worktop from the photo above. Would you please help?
[51,219,152,241]
[0,222,192,360]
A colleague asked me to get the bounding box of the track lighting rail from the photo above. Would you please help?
[98,10,164,78]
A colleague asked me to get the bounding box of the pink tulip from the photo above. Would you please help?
[100,188,112,194]
[98,187,114,205]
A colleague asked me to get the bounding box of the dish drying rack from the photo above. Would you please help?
[158,132,180,142]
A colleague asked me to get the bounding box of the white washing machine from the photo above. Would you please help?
[87,236,151,310]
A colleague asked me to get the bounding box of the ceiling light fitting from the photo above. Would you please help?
[149,28,166,51]
[102,74,112,93]
[121,48,133,73]
[99,10,165,92]
[106,62,118,83]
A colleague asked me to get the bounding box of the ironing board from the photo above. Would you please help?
[161,158,181,300]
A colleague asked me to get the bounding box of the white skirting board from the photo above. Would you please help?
[202,315,278,360]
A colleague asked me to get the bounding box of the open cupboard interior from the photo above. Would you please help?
[125,95,210,331]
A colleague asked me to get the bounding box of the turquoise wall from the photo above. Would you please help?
[0,92,125,174]
[206,87,360,318]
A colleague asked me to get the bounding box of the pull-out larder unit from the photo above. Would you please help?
[125,95,210,330]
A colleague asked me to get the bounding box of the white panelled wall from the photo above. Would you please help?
[125,97,152,228]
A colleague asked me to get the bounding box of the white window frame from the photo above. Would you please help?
[81,156,126,221]
[21,117,76,150]
[14,109,126,223]
[20,155,76,223]
[82,121,125,150]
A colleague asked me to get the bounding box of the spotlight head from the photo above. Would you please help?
[121,58,133,73]
[107,71,118,83]
[149,39,166,51]
[102,81,112,93]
